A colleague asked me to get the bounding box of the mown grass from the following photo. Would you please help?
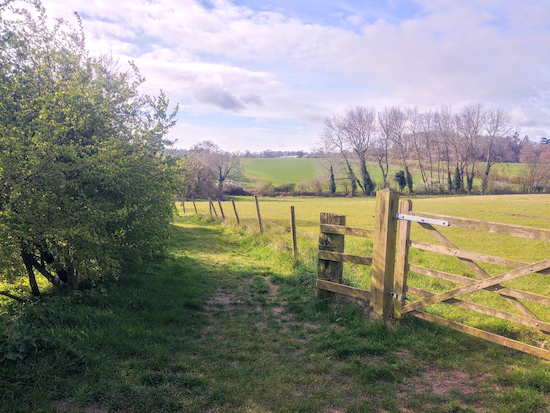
[2,203,550,412]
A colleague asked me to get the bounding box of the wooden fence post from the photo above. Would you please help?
[317,212,345,299]
[209,198,213,217]
[209,198,219,219]
[371,188,399,318]
[231,199,240,224]
[394,199,412,318]
[193,198,198,214]
[290,206,298,259]
[217,199,225,220]
[254,195,263,233]
[182,200,185,214]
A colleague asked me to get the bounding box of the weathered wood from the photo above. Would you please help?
[290,206,298,259]
[403,258,550,313]
[182,200,185,214]
[409,240,526,268]
[317,213,345,299]
[217,199,225,220]
[319,224,374,238]
[418,222,542,320]
[409,211,550,242]
[209,198,212,217]
[318,250,373,266]
[405,286,550,333]
[408,264,550,307]
[193,198,198,214]
[394,199,412,318]
[231,199,240,224]
[254,195,263,234]
[317,279,371,300]
[412,310,550,361]
[209,199,219,219]
[408,264,476,285]
[371,188,400,318]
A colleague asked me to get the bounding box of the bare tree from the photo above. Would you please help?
[314,133,339,196]
[455,103,487,194]
[322,115,358,196]
[481,107,511,194]
[342,106,376,195]
[376,108,393,188]
[192,140,241,196]
[434,106,456,193]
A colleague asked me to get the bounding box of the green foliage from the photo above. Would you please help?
[0,1,179,293]
[405,166,414,194]
[454,164,463,192]
[394,170,407,192]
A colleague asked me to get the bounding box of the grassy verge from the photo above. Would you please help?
[1,212,550,412]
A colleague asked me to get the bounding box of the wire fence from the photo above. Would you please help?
[180,197,322,260]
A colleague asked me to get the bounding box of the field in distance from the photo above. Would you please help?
[239,157,527,192]
[239,158,423,188]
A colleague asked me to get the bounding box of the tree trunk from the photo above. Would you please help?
[67,267,78,291]
[21,251,40,297]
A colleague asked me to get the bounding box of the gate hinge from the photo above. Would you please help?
[388,291,411,302]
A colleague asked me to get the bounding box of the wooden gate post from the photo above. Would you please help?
[394,199,412,318]
[371,188,399,318]
[317,212,345,299]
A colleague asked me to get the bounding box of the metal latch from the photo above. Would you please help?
[396,213,450,227]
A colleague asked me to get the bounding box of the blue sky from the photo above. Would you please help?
[35,0,550,151]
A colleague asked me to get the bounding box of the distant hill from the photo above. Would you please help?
[239,158,318,187]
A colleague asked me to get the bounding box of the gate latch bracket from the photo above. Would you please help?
[396,214,450,227]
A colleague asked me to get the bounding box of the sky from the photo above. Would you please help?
[31,0,550,151]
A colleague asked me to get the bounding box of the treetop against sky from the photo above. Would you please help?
[24,0,550,151]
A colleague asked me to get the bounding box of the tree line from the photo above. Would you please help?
[315,105,548,196]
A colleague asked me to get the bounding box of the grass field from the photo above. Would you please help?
[239,158,426,190]
[239,158,526,193]
[187,194,550,349]
[2,194,550,412]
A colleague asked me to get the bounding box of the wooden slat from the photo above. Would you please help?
[316,279,371,300]
[418,223,543,321]
[409,240,524,268]
[403,258,550,312]
[318,250,373,266]
[405,286,550,333]
[410,211,550,242]
[408,264,550,307]
[408,264,476,285]
[320,224,374,238]
[412,310,550,360]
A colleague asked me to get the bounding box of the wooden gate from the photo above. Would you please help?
[394,199,550,360]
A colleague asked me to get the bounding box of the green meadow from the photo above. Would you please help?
[190,193,550,348]
[239,158,425,189]
[2,194,550,412]
[239,158,526,192]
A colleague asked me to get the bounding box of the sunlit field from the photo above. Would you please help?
[183,194,550,348]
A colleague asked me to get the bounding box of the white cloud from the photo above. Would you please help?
[25,0,550,150]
